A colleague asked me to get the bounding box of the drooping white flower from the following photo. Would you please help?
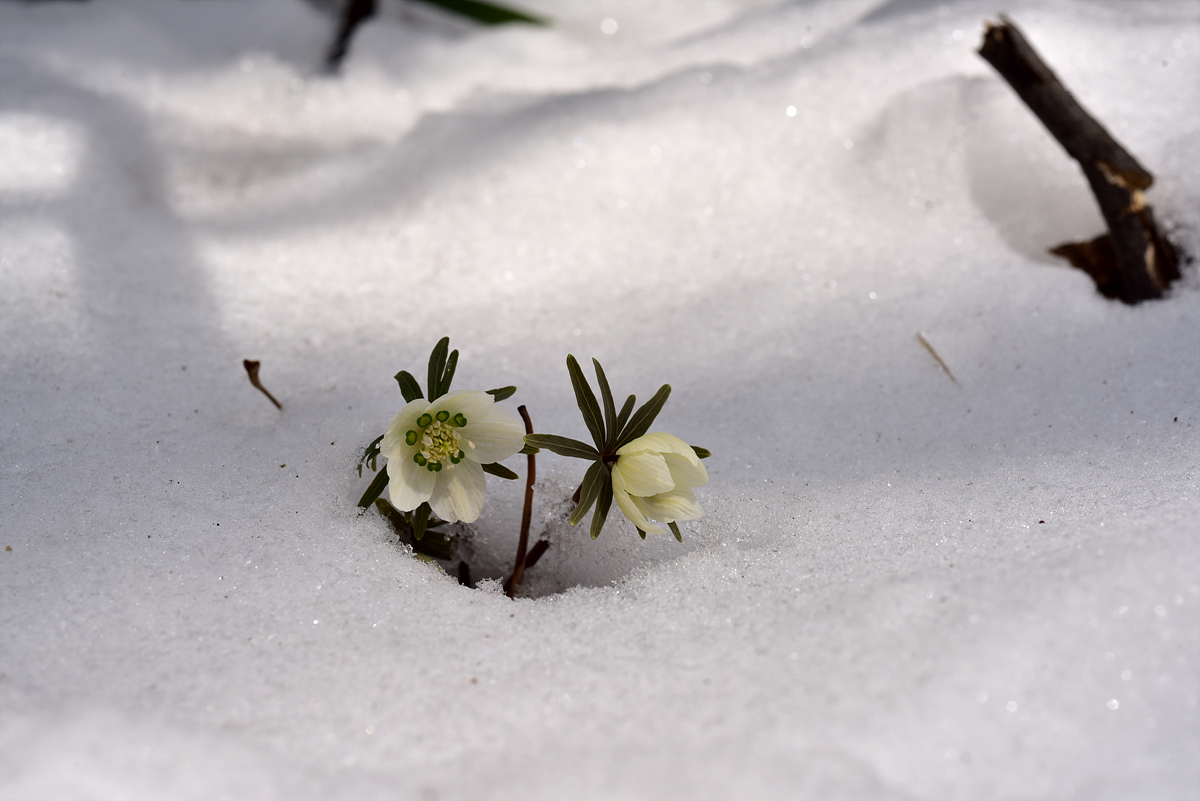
[610,432,707,535]
[380,390,525,523]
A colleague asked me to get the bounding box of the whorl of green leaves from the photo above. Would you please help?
[524,356,709,540]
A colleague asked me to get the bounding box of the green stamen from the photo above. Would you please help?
[457,450,465,460]
[413,453,427,466]
[433,462,443,472]
[450,454,461,464]
[426,462,437,472]
[405,430,418,446]
[436,410,450,423]
[453,413,467,427]
[417,413,433,427]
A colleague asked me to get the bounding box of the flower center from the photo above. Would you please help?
[406,410,471,472]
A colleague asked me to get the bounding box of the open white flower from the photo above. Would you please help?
[381,390,525,523]
[610,432,708,535]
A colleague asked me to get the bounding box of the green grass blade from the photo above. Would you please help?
[590,477,613,540]
[592,359,618,451]
[357,466,390,508]
[616,384,671,449]
[394,371,424,403]
[412,502,431,541]
[567,355,605,448]
[523,434,599,460]
[615,394,635,433]
[569,462,605,526]
[481,462,519,480]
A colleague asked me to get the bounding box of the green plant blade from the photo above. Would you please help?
[590,477,613,540]
[438,348,459,399]
[358,433,384,476]
[481,462,519,480]
[519,443,540,455]
[569,462,605,526]
[357,466,390,508]
[592,359,618,451]
[486,386,517,402]
[636,527,647,541]
[615,394,635,433]
[566,355,605,449]
[412,502,431,541]
[411,0,546,25]
[692,446,711,459]
[427,337,450,400]
[394,371,424,403]
[668,521,683,542]
[523,434,599,460]
[616,384,671,449]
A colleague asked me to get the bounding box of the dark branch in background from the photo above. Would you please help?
[325,0,377,72]
[243,359,282,409]
[978,15,1182,304]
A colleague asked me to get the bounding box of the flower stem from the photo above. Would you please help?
[506,404,536,598]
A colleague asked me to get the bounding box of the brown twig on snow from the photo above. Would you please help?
[243,359,282,410]
[505,404,537,598]
[917,333,959,386]
[978,16,1181,304]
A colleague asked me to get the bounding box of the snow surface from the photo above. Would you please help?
[2,0,1198,798]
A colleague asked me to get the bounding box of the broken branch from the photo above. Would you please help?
[978,16,1181,303]
[243,359,282,410]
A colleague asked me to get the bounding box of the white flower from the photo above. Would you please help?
[380,390,525,523]
[610,432,707,535]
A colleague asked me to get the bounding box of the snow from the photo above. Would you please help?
[2,0,1198,798]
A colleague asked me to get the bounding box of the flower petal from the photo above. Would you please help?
[663,452,708,490]
[427,459,486,523]
[616,432,698,462]
[389,449,436,511]
[638,487,703,523]
[381,398,431,461]
[612,452,674,497]
[612,484,668,536]
[456,405,525,464]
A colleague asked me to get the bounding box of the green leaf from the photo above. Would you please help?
[358,433,384,476]
[481,462,519,480]
[692,446,711,459]
[668,521,683,543]
[519,443,540,455]
[357,466,389,508]
[592,359,618,451]
[412,502,431,541]
[616,384,671,449]
[394,370,424,403]
[439,348,459,399]
[486,386,517,402]
[523,434,599,460]
[427,337,450,400]
[569,462,605,526]
[410,0,546,25]
[636,527,647,541]
[590,477,613,540]
[567,354,605,449]
[615,394,635,434]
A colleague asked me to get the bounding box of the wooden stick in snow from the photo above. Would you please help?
[978,16,1181,304]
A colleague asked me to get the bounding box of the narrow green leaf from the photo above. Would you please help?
[523,434,599,460]
[615,394,635,434]
[358,433,384,476]
[590,477,613,540]
[357,466,390,508]
[394,371,424,403]
[438,348,459,399]
[481,462,519,480]
[692,446,711,459]
[668,521,683,542]
[427,337,450,400]
[519,443,540,455]
[616,384,672,449]
[411,0,546,25]
[412,502,431,541]
[569,462,605,526]
[592,359,618,451]
[566,354,605,448]
[636,527,647,541]
[486,386,517,402]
